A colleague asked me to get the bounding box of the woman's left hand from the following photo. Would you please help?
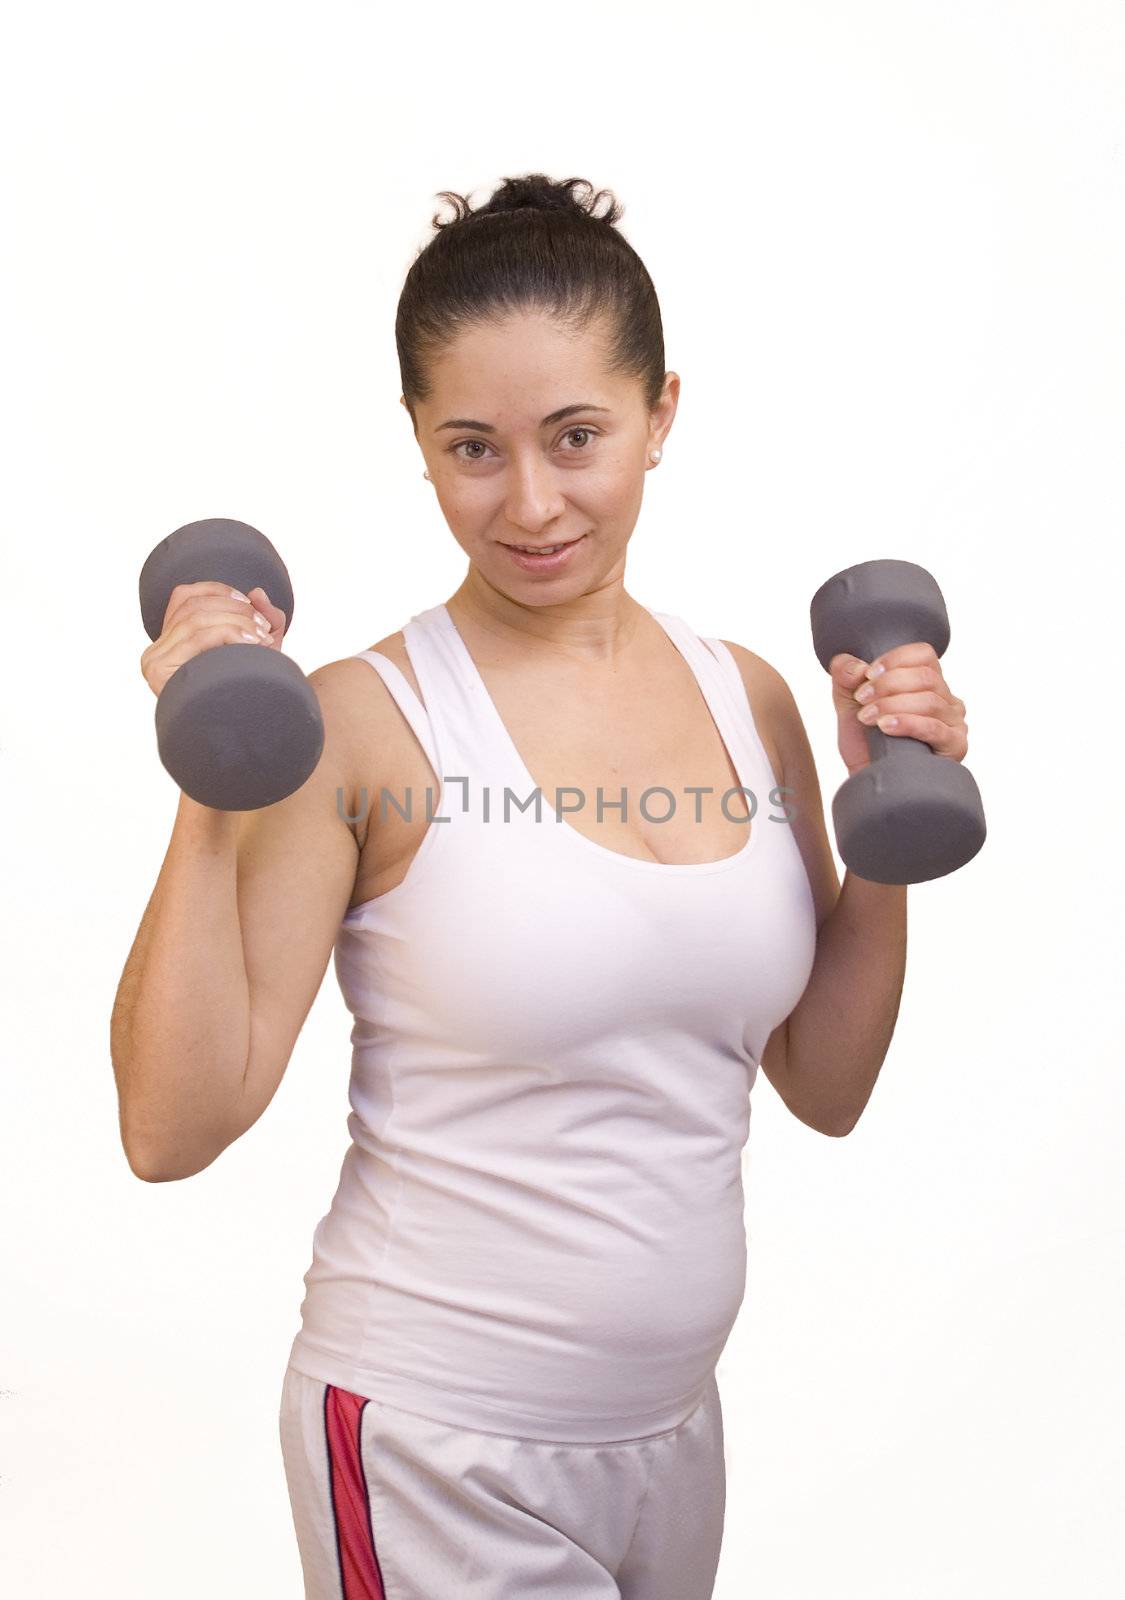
[829,643,969,777]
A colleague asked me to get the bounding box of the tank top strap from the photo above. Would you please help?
[350,650,440,774]
[698,634,783,793]
[699,634,745,702]
[399,603,527,789]
[649,611,781,809]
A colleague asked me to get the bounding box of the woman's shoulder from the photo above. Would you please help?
[715,639,794,744]
[719,639,841,929]
[714,637,786,696]
[307,634,428,852]
[312,630,425,710]
[712,638,811,813]
[361,630,427,709]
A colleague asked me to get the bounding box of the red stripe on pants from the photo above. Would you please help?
[324,1385,386,1599]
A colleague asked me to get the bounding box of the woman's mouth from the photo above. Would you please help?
[501,534,587,572]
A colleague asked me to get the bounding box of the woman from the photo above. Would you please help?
[117,172,970,1599]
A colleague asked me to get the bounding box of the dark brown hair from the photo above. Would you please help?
[395,172,666,432]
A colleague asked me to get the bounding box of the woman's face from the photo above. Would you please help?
[405,311,678,599]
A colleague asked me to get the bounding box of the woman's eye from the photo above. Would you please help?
[450,428,598,462]
[452,439,489,460]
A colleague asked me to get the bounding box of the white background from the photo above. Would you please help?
[3,1,1123,1595]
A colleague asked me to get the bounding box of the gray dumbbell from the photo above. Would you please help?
[810,558,986,884]
[139,517,325,811]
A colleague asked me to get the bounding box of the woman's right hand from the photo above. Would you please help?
[140,582,288,698]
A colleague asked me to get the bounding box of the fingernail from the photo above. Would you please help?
[230,589,250,602]
[866,662,885,680]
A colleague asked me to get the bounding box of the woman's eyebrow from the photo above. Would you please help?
[435,404,612,434]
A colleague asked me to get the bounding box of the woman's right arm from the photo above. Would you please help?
[111,657,364,1182]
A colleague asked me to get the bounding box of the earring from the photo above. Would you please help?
[424,470,430,480]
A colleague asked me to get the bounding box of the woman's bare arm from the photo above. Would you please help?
[110,662,363,1180]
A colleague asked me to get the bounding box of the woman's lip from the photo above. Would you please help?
[502,537,583,550]
[501,534,587,571]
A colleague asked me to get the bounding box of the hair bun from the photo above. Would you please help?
[430,172,622,230]
[481,174,588,215]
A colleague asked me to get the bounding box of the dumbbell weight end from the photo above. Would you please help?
[155,642,325,812]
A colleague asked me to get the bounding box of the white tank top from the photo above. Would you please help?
[286,601,817,1443]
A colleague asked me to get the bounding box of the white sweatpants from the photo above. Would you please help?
[278,1364,727,1598]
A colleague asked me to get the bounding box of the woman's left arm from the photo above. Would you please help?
[750,643,970,1136]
